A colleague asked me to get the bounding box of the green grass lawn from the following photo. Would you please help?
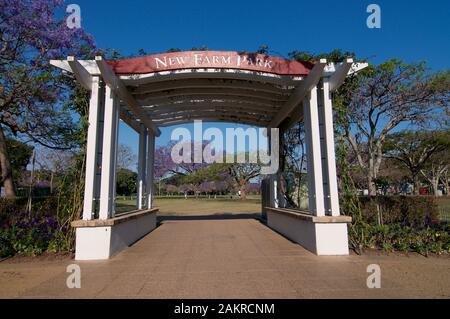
[116,195,450,221]
[116,195,262,216]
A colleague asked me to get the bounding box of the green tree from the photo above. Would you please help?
[421,144,450,196]
[340,60,449,195]
[288,49,356,63]
[0,1,95,198]
[165,184,178,195]
[116,168,138,196]
[283,49,358,205]
[222,154,260,200]
[5,138,34,183]
[384,130,450,194]
[117,144,137,170]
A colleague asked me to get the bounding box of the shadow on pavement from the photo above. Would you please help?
[157,213,262,223]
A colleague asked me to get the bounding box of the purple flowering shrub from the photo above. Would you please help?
[0,211,68,257]
[0,0,96,256]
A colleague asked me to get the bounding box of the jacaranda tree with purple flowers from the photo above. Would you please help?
[0,0,96,198]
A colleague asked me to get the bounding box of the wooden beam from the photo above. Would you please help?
[137,95,282,108]
[281,59,369,130]
[119,108,141,132]
[50,59,100,75]
[66,57,141,132]
[348,62,369,75]
[158,117,268,127]
[152,112,270,123]
[67,56,93,90]
[95,56,161,137]
[131,78,292,95]
[280,102,304,131]
[328,58,353,91]
[50,60,72,73]
[150,109,273,121]
[144,102,279,114]
[152,110,269,121]
[281,59,367,130]
[144,96,283,111]
[134,87,289,102]
[120,69,301,86]
[269,59,327,128]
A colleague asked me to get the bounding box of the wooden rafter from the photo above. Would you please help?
[144,102,279,114]
[130,78,292,95]
[269,59,327,128]
[327,58,354,91]
[134,87,289,103]
[157,117,268,127]
[120,69,302,86]
[95,56,161,136]
[50,57,368,132]
[137,95,282,108]
[149,108,273,121]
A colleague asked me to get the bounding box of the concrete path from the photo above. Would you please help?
[0,217,449,298]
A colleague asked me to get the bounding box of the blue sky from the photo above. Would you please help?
[67,0,450,156]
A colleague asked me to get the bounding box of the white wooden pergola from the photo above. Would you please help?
[51,51,367,260]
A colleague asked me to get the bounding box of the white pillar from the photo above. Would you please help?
[136,124,147,209]
[99,86,119,219]
[266,130,279,209]
[82,76,103,220]
[272,177,279,208]
[277,130,288,209]
[320,80,340,216]
[146,130,155,209]
[110,98,120,217]
[304,87,325,216]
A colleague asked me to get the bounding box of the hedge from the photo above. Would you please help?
[358,195,440,228]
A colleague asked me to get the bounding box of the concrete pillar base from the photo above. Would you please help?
[72,209,158,260]
[266,208,351,255]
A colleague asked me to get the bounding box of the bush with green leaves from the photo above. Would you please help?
[358,196,440,227]
[362,223,450,255]
[0,210,67,257]
[341,193,449,255]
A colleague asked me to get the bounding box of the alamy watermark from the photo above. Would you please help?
[66,264,81,289]
[366,4,381,29]
[66,4,81,29]
[170,120,279,174]
[366,264,381,288]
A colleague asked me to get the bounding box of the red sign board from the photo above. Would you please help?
[107,51,313,76]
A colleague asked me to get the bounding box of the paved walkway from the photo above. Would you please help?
[0,217,449,298]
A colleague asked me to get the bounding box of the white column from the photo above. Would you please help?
[110,97,120,217]
[320,80,340,216]
[146,130,155,209]
[304,87,325,216]
[136,124,147,209]
[99,86,119,219]
[277,130,288,209]
[266,130,279,208]
[82,76,103,220]
[272,177,279,208]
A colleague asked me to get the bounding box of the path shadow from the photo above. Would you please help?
[157,213,263,223]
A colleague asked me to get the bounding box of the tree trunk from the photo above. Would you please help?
[412,174,421,195]
[0,125,15,198]
[445,175,449,196]
[50,171,54,194]
[239,183,247,200]
[432,178,440,197]
[367,172,376,196]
